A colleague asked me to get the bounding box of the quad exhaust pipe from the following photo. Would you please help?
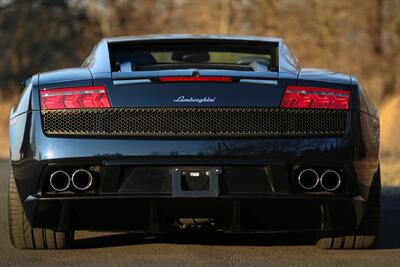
[49,170,71,192]
[71,169,93,191]
[49,169,93,192]
[320,170,342,191]
[297,168,320,190]
[297,168,342,192]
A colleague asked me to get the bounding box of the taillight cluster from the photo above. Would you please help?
[281,86,350,110]
[40,84,350,111]
[40,86,111,110]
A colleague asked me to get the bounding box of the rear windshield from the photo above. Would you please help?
[109,41,278,72]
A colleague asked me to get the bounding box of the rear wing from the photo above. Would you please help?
[108,39,278,73]
[83,35,300,75]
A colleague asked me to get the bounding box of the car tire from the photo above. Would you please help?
[316,165,380,249]
[8,166,74,249]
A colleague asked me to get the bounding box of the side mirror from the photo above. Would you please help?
[20,77,31,91]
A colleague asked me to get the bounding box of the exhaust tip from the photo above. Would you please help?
[320,170,341,191]
[298,168,319,190]
[71,169,93,191]
[49,170,71,192]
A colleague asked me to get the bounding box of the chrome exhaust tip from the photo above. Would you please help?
[71,169,93,191]
[49,170,71,192]
[298,168,319,190]
[320,170,341,191]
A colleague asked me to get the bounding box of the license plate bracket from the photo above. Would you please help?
[172,167,220,197]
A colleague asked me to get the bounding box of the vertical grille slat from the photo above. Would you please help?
[41,108,348,137]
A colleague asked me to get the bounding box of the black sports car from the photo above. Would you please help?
[8,35,380,250]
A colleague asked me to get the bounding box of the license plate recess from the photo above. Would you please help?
[172,167,220,197]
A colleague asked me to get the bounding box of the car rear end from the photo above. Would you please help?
[9,36,380,249]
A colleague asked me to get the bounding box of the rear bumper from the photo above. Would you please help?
[12,111,362,198]
[25,194,365,233]
[19,156,368,233]
[10,111,379,233]
[20,157,366,233]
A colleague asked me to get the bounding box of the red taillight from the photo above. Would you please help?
[40,86,111,110]
[280,86,351,110]
[158,76,233,82]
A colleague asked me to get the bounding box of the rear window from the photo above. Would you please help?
[109,41,278,72]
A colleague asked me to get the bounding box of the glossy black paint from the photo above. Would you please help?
[9,35,380,234]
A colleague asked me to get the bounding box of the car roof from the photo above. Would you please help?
[103,34,283,44]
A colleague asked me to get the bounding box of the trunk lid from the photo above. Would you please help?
[96,70,286,108]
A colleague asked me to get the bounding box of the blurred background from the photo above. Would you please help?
[0,0,399,181]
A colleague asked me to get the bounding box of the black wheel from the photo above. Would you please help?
[316,166,380,249]
[8,166,74,249]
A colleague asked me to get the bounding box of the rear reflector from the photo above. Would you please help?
[40,86,111,110]
[280,86,350,110]
[158,76,233,82]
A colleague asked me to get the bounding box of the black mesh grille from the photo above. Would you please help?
[41,108,348,137]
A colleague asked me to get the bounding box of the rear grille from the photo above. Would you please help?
[41,108,348,137]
